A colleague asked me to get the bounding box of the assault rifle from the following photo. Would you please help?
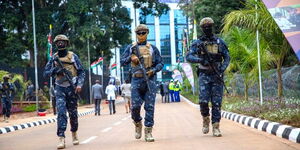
[199,42,229,94]
[54,57,82,100]
[131,45,152,93]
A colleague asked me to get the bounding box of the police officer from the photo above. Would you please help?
[121,24,163,142]
[186,17,230,137]
[44,34,85,149]
[0,75,15,123]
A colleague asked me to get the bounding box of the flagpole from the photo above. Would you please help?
[256,0,263,105]
[101,51,104,86]
[49,24,53,109]
[87,39,92,104]
[31,0,39,115]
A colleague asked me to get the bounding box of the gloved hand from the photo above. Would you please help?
[146,69,155,77]
[75,86,82,93]
[131,54,139,65]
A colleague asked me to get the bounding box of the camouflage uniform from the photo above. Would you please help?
[121,43,163,127]
[121,24,163,142]
[44,35,85,138]
[0,76,14,121]
[186,17,230,136]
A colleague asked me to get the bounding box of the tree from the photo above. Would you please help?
[223,27,271,100]
[0,0,169,68]
[178,0,245,33]
[222,0,295,100]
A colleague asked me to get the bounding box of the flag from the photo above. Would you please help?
[47,24,53,60]
[181,63,195,90]
[111,63,117,70]
[91,57,103,68]
[192,19,197,40]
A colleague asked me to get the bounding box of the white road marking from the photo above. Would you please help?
[81,136,98,144]
[113,121,122,126]
[121,117,128,121]
[101,127,112,133]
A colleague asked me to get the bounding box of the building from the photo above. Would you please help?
[109,0,190,83]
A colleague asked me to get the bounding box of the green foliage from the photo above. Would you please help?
[133,0,169,23]
[179,0,245,33]
[223,96,300,127]
[222,0,298,99]
[23,104,37,112]
[0,70,9,81]
[222,27,271,100]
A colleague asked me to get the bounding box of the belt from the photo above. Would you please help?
[132,73,144,78]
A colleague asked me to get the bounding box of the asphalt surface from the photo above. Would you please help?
[0,96,299,150]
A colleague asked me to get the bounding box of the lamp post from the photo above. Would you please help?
[31,0,39,115]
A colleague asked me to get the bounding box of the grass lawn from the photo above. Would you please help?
[181,92,300,128]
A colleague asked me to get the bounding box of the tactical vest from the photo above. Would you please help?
[131,42,153,68]
[0,82,13,97]
[199,39,222,62]
[54,51,77,77]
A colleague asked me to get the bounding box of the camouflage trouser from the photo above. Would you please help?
[1,97,11,118]
[198,72,224,124]
[55,85,78,137]
[131,77,156,127]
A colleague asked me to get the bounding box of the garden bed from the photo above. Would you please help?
[182,93,300,128]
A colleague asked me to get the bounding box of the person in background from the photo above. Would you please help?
[26,81,34,101]
[92,80,104,116]
[105,81,117,115]
[168,80,175,102]
[121,79,131,113]
[0,75,15,123]
[173,80,182,102]
[163,81,170,103]
[159,82,165,103]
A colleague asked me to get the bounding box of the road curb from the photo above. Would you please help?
[180,95,300,144]
[0,109,95,135]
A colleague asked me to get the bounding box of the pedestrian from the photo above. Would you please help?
[0,75,15,123]
[92,80,104,116]
[50,85,56,115]
[44,34,85,149]
[121,79,131,113]
[159,82,165,103]
[26,81,34,101]
[105,81,117,115]
[120,24,163,142]
[168,80,175,102]
[163,81,170,103]
[173,80,182,102]
[186,17,230,137]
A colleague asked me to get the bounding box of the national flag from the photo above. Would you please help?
[47,24,53,60]
[91,57,103,68]
[111,63,117,70]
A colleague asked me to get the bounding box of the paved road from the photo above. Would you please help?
[0,97,299,150]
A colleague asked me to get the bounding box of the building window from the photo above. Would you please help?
[160,11,170,24]
[174,10,187,63]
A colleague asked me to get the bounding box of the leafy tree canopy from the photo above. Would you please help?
[0,0,169,68]
[179,0,245,34]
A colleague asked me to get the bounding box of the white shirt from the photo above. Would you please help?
[105,84,117,100]
[121,83,131,97]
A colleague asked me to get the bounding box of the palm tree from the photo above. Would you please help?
[223,27,271,101]
[222,0,290,100]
